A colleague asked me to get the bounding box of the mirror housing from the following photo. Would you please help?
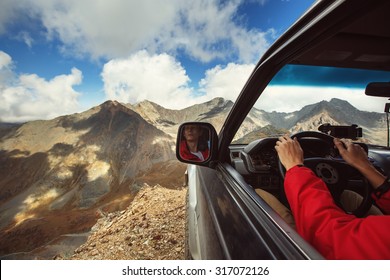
[176,122,218,167]
[365,82,390,97]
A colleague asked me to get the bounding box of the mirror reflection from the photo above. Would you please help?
[179,124,210,162]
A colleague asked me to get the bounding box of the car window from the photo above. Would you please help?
[233,64,390,146]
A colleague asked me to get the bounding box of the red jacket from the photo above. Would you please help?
[285,166,390,259]
[179,140,209,162]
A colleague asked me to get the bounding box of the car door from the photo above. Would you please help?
[186,157,323,259]
[182,0,390,260]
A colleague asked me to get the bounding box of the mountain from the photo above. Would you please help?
[233,98,386,144]
[0,97,386,259]
[286,98,386,144]
[233,125,288,144]
[0,100,182,257]
[129,97,233,136]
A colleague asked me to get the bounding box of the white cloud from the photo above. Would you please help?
[0,51,12,69]
[15,31,34,48]
[1,49,254,121]
[0,52,83,122]
[0,0,273,63]
[199,63,255,102]
[102,51,255,109]
[102,50,199,109]
[0,51,14,92]
[163,0,273,63]
[257,85,386,113]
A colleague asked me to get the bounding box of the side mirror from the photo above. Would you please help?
[365,82,390,97]
[176,122,218,166]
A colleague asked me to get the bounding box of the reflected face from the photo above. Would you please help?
[183,125,201,142]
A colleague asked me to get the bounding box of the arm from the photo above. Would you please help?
[275,135,390,259]
[333,138,385,188]
[377,191,390,213]
[285,166,390,259]
[274,135,303,171]
[334,138,390,213]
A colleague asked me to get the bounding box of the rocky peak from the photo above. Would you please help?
[100,99,121,107]
[206,97,232,107]
[94,99,139,117]
[130,100,178,125]
[328,98,357,110]
[133,100,163,110]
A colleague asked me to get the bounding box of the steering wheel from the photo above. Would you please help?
[278,131,372,218]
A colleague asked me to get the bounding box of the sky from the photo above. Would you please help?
[0,0,323,122]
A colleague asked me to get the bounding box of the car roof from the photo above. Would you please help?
[218,0,390,160]
[259,0,390,71]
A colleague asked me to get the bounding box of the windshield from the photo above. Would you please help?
[233,64,390,146]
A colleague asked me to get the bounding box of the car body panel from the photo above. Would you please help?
[179,0,390,260]
[186,162,322,259]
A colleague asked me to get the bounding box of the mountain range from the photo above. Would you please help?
[0,97,386,258]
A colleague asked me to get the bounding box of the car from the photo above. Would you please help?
[175,0,390,259]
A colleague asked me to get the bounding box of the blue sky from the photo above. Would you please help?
[0,0,316,122]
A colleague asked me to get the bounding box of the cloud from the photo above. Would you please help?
[0,51,83,122]
[0,51,14,90]
[199,63,255,102]
[15,31,34,48]
[102,51,255,109]
[1,49,254,121]
[102,50,197,109]
[0,50,12,70]
[162,0,274,63]
[0,0,273,63]
[0,0,18,34]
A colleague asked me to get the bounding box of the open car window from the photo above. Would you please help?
[233,64,390,146]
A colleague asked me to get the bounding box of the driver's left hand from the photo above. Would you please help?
[275,135,304,171]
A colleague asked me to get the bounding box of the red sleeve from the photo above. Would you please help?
[285,166,390,259]
[373,188,390,214]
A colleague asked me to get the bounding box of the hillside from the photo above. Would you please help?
[0,100,183,258]
[129,97,233,136]
[0,96,387,259]
[69,184,186,260]
[234,98,386,145]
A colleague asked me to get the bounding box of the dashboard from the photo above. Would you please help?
[230,136,380,194]
[241,137,337,172]
[231,137,351,193]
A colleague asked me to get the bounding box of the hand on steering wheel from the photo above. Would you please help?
[276,131,372,218]
[275,135,304,171]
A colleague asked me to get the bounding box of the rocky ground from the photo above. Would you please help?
[66,184,187,260]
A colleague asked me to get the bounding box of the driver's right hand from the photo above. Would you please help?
[333,138,370,171]
[334,138,387,189]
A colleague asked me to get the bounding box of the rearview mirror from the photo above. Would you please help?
[365,82,390,97]
[176,122,218,165]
